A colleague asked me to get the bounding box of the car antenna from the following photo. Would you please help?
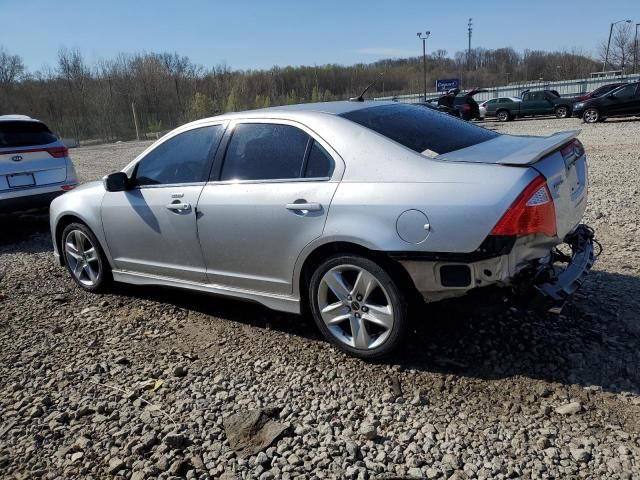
[349,73,383,102]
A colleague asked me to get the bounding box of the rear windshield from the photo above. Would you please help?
[0,121,57,148]
[339,103,498,155]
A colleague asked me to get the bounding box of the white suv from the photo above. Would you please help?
[0,115,78,213]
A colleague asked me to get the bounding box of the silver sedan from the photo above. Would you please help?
[50,101,596,358]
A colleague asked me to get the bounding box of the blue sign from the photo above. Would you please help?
[435,78,460,92]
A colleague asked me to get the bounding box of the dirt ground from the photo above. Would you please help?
[0,116,638,479]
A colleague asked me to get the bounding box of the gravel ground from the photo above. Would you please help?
[1,117,639,479]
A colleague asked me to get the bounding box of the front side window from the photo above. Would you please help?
[220,123,310,181]
[135,126,223,186]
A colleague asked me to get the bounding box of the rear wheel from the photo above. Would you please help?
[555,105,570,118]
[62,222,111,292]
[583,108,600,124]
[309,254,408,359]
[496,110,511,122]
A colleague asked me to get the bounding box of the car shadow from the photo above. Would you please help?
[119,268,640,395]
[0,212,52,254]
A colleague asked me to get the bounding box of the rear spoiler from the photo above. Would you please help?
[435,130,581,166]
[496,130,581,166]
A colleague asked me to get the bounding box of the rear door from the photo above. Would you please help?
[0,121,67,192]
[197,120,343,295]
[606,84,639,115]
[522,92,553,115]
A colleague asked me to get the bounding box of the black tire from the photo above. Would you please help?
[555,105,570,119]
[583,108,600,124]
[308,254,409,359]
[61,222,111,293]
[496,110,511,122]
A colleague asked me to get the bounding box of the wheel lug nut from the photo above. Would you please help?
[361,306,368,312]
[356,294,363,301]
[355,313,361,318]
[347,295,352,301]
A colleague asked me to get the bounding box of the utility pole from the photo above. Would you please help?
[131,102,140,141]
[416,31,430,101]
[635,23,640,74]
[467,18,473,71]
[603,19,633,72]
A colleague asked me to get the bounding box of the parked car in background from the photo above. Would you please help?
[485,90,575,121]
[483,97,522,120]
[452,88,487,120]
[0,115,78,213]
[50,101,596,359]
[573,82,640,123]
[573,83,627,102]
[478,100,488,119]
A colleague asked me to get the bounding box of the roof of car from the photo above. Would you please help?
[0,114,40,122]
[255,100,397,115]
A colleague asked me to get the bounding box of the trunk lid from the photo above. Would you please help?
[437,130,588,240]
[0,120,67,191]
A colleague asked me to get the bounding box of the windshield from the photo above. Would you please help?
[339,103,499,155]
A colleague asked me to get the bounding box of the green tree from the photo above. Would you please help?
[311,85,320,102]
[189,92,214,120]
[225,87,238,112]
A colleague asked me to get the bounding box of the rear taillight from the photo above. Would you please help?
[491,175,557,237]
[0,146,69,158]
[46,146,69,158]
[61,184,77,191]
[560,139,584,160]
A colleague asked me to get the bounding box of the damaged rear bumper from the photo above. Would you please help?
[394,224,598,307]
[524,224,598,310]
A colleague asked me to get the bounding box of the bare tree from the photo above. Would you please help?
[599,23,635,71]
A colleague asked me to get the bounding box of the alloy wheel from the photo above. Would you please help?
[584,109,599,123]
[64,230,101,287]
[497,111,509,122]
[556,106,568,118]
[317,264,394,350]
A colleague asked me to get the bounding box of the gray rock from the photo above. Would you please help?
[108,457,125,474]
[571,448,591,463]
[555,402,582,415]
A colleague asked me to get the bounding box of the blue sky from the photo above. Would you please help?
[2,0,638,71]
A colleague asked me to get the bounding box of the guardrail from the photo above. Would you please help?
[375,73,640,103]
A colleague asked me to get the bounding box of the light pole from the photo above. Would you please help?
[603,19,633,72]
[467,18,473,71]
[634,23,640,74]
[416,31,430,101]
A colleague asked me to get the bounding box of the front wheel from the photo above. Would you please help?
[555,106,570,118]
[583,108,600,124]
[309,254,408,359]
[62,222,111,292]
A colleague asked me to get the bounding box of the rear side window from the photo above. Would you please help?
[613,84,637,97]
[135,125,223,186]
[340,103,498,155]
[221,123,310,181]
[304,141,334,178]
[0,121,58,148]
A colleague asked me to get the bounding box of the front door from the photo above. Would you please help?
[197,121,342,295]
[102,124,225,281]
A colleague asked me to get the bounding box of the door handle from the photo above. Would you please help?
[166,202,191,212]
[285,202,322,212]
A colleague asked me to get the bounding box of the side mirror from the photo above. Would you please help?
[103,172,130,192]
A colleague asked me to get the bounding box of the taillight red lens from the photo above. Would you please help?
[46,146,69,158]
[61,184,77,191]
[491,175,557,237]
